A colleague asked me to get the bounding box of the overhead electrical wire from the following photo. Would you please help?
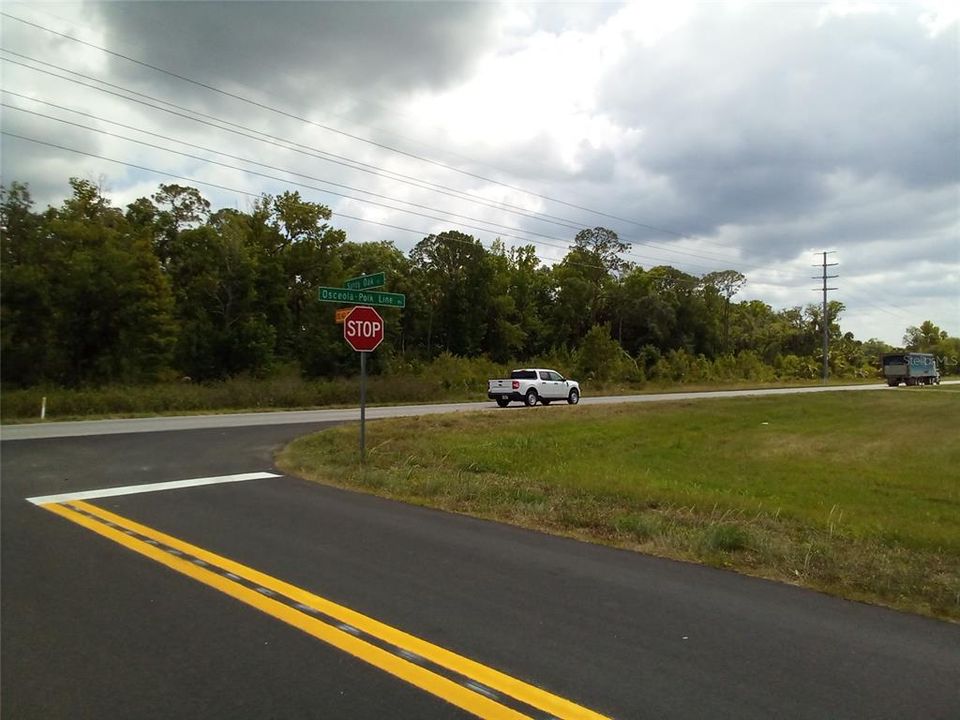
[5,105,636,263]
[1,51,742,264]
[836,286,917,323]
[2,18,828,288]
[1,51,777,275]
[0,11,744,255]
[1,11,720,241]
[0,97,579,247]
[4,131,796,293]
[2,96,746,274]
[0,52,574,231]
[0,132,621,274]
[8,1,541,187]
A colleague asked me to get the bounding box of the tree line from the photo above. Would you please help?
[1,179,955,388]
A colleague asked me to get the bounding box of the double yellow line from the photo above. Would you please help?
[40,500,611,720]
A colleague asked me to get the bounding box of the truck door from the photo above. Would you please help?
[538,370,557,399]
[541,370,563,399]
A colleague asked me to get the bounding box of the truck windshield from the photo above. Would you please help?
[510,370,537,379]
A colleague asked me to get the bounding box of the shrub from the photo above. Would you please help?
[575,324,628,381]
[702,524,751,552]
[613,513,661,541]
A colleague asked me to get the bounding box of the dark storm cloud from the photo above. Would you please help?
[597,4,959,250]
[92,1,500,113]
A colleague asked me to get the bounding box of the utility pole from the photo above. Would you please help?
[812,251,839,384]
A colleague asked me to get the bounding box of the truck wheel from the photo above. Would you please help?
[887,380,899,387]
[495,397,510,408]
[568,388,580,405]
[524,389,539,407]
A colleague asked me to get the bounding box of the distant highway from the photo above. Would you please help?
[6,381,954,441]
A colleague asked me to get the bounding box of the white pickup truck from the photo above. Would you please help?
[487,369,581,407]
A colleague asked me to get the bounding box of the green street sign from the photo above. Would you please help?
[344,272,386,291]
[318,286,406,308]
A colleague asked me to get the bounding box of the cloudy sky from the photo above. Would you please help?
[2,1,957,345]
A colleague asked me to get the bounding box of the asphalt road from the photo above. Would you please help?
[2,410,959,718]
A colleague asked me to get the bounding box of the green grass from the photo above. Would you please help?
[277,388,960,621]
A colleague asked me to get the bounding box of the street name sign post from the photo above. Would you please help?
[344,272,386,291]
[318,274,403,463]
[318,286,405,308]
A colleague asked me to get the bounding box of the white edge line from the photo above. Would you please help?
[26,471,281,505]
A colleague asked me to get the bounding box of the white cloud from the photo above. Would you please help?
[1,0,956,346]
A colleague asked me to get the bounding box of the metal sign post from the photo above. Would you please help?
[360,351,367,463]
[343,306,384,464]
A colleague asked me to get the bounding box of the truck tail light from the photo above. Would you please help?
[512,380,520,390]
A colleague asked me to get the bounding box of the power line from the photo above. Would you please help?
[1,51,578,232]
[0,97,578,247]
[0,76,759,277]
[0,121,565,258]
[2,51,778,276]
[0,131,618,273]
[837,285,917,322]
[0,11,715,239]
[6,1,614,195]
[4,49,744,268]
[1,50,822,288]
[3,101,741,274]
[1,13,932,332]
[11,130,891,318]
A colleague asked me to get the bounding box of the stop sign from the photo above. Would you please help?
[343,306,384,352]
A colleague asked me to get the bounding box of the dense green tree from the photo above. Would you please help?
[572,226,631,276]
[575,323,635,381]
[10,179,179,385]
[859,338,894,367]
[903,321,959,375]
[148,184,211,265]
[507,245,555,357]
[1,183,56,385]
[480,241,525,362]
[409,231,492,356]
[5,177,931,389]
[167,214,279,379]
[730,300,783,361]
[903,320,947,351]
[702,270,746,353]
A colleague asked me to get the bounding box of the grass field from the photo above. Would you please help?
[278,388,960,621]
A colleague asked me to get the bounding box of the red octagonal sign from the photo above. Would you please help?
[343,305,384,352]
